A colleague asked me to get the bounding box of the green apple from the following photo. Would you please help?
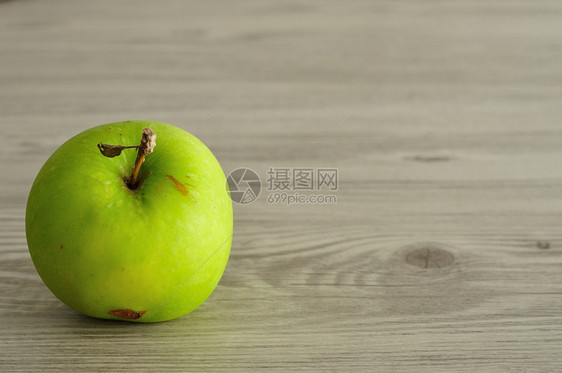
[25,120,233,322]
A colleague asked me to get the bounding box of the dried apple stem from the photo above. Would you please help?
[98,127,156,190]
[129,128,156,189]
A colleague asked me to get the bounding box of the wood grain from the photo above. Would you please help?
[1,0,562,371]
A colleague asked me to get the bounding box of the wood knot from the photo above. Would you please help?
[536,240,550,249]
[406,155,451,163]
[405,246,454,268]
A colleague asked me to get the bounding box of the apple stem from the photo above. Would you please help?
[98,128,156,190]
[129,128,156,189]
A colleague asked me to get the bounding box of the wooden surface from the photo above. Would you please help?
[1,0,562,371]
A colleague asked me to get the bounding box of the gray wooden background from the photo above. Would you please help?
[1,0,562,371]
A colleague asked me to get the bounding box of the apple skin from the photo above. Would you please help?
[25,121,233,322]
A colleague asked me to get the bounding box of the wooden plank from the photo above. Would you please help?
[1,0,562,371]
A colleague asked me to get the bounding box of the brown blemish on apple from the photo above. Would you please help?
[109,309,146,320]
[166,175,188,196]
[184,175,196,188]
[60,244,63,250]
